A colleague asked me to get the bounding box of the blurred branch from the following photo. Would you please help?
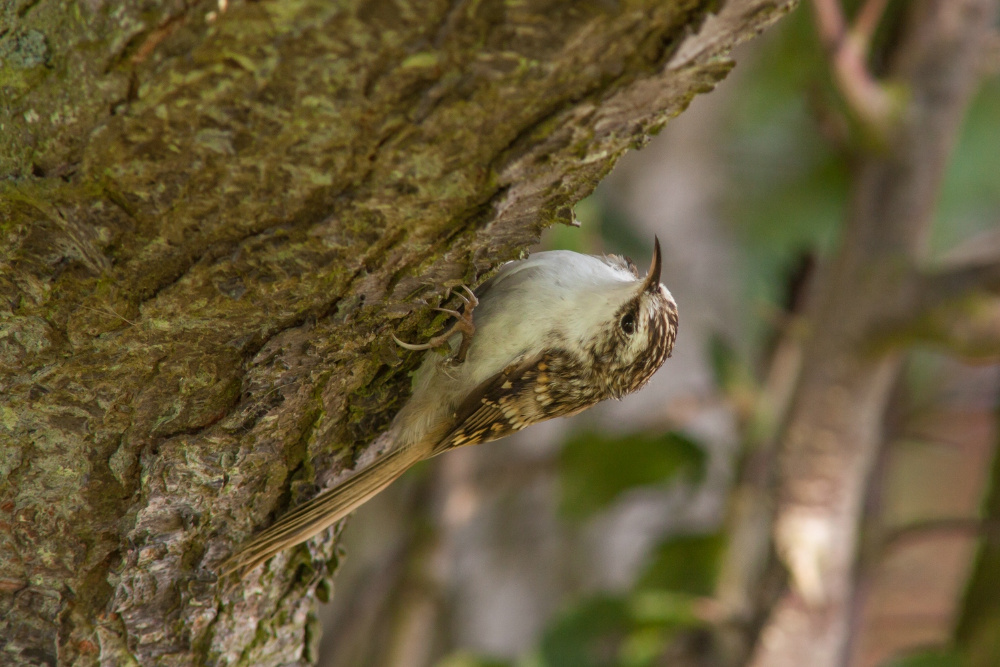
[956,403,1000,667]
[746,1,998,666]
[919,259,1000,308]
[716,328,804,628]
[853,0,891,46]
[715,403,795,661]
[867,236,1000,359]
[883,517,1000,553]
[810,0,901,139]
[319,456,473,667]
[318,538,415,667]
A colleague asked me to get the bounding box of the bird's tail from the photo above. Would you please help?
[218,445,422,577]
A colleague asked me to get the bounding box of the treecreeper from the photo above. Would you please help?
[220,237,678,576]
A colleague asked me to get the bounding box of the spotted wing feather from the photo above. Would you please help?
[433,352,590,455]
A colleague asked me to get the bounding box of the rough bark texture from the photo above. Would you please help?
[0,1,795,665]
[745,1,999,666]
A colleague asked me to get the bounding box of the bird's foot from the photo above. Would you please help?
[393,285,478,363]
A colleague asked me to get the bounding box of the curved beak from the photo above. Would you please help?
[640,236,662,294]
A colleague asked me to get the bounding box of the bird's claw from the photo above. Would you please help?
[393,285,479,363]
[455,285,477,306]
[391,334,435,352]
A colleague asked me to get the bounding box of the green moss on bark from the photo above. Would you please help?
[0,0,796,664]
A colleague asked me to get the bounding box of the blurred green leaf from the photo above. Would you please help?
[559,431,706,519]
[627,590,702,625]
[539,595,632,667]
[934,78,1000,255]
[881,648,967,667]
[707,333,743,391]
[619,627,669,667]
[637,533,725,596]
[537,590,708,667]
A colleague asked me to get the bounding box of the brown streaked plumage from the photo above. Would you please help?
[218,238,678,577]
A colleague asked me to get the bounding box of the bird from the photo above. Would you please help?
[219,237,678,576]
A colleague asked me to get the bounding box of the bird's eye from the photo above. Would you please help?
[620,312,636,335]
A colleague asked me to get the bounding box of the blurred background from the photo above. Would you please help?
[317,3,1000,666]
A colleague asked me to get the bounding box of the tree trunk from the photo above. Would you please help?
[0,1,795,664]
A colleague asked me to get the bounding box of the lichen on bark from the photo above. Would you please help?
[0,0,795,664]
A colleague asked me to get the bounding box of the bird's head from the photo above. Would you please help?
[590,237,678,399]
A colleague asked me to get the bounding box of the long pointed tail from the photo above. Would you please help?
[218,446,422,577]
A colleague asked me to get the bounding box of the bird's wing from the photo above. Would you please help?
[433,350,592,455]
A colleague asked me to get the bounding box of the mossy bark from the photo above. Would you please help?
[0,1,794,664]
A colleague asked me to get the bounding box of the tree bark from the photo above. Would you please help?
[0,1,795,664]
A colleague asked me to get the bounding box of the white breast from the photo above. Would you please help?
[461,251,638,385]
[395,251,641,448]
